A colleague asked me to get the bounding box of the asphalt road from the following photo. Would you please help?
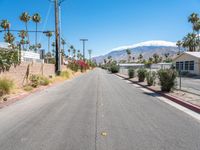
[0,68,200,150]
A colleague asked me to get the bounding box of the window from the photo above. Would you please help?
[176,62,179,70]
[189,61,194,71]
[185,61,189,70]
[180,62,184,70]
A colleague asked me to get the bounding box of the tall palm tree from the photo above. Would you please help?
[4,32,15,44]
[188,13,199,32]
[126,49,131,63]
[45,31,53,53]
[193,20,200,51]
[138,53,143,63]
[20,12,31,48]
[73,48,76,59]
[0,20,10,33]
[32,13,41,47]
[18,30,27,50]
[88,49,92,60]
[68,48,71,58]
[176,40,182,54]
[61,38,66,51]
[52,42,55,57]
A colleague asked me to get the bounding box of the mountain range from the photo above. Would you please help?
[93,40,179,63]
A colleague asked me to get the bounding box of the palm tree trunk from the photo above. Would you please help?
[35,23,38,49]
[26,23,30,50]
[48,37,50,53]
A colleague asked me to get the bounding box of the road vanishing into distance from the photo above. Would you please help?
[0,68,200,150]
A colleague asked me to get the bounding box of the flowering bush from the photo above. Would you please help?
[68,60,89,72]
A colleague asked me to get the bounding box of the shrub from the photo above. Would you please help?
[158,69,177,92]
[23,85,33,91]
[0,78,14,96]
[128,68,135,78]
[137,68,147,82]
[39,76,50,86]
[29,75,40,88]
[146,71,156,86]
[60,71,70,79]
[110,65,119,73]
[29,75,50,87]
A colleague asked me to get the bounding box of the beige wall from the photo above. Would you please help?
[0,62,66,87]
[173,54,200,75]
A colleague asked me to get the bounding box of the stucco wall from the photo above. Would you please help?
[173,54,200,75]
[0,62,66,87]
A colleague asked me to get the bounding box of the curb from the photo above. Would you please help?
[115,73,200,114]
[0,81,63,109]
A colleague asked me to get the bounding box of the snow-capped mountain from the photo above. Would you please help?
[93,40,179,63]
[112,41,176,51]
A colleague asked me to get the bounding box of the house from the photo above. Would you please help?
[173,52,200,75]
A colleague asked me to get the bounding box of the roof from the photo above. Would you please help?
[119,63,144,67]
[173,52,200,61]
[0,42,10,49]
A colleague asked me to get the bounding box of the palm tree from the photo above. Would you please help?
[4,32,15,44]
[188,13,199,32]
[153,53,160,64]
[126,49,131,63]
[88,49,92,60]
[176,40,182,54]
[0,20,10,33]
[138,53,143,63]
[193,20,200,51]
[61,38,66,52]
[18,30,27,50]
[32,13,41,47]
[67,48,71,58]
[20,12,31,48]
[182,33,198,51]
[52,42,55,56]
[73,48,76,59]
[45,31,53,53]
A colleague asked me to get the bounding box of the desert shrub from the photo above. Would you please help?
[29,75,40,88]
[39,76,50,86]
[29,75,50,87]
[146,71,156,86]
[110,65,119,73]
[158,69,177,92]
[128,68,135,78]
[23,85,33,91]
[60,71,70,79]
[0,78,14,96]
[137,68,147,82]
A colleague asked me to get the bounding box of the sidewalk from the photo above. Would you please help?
[116,73,200,114]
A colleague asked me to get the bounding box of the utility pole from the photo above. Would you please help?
[80,39,88,61]
[54,0,61,75]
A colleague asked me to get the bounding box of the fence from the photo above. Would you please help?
[119,63,200,95]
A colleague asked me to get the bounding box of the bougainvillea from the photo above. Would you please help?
[68,60,89,72]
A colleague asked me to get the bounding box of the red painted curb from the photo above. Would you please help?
[115,73,200,114]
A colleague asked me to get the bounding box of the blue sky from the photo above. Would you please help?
[0,0,200,57]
